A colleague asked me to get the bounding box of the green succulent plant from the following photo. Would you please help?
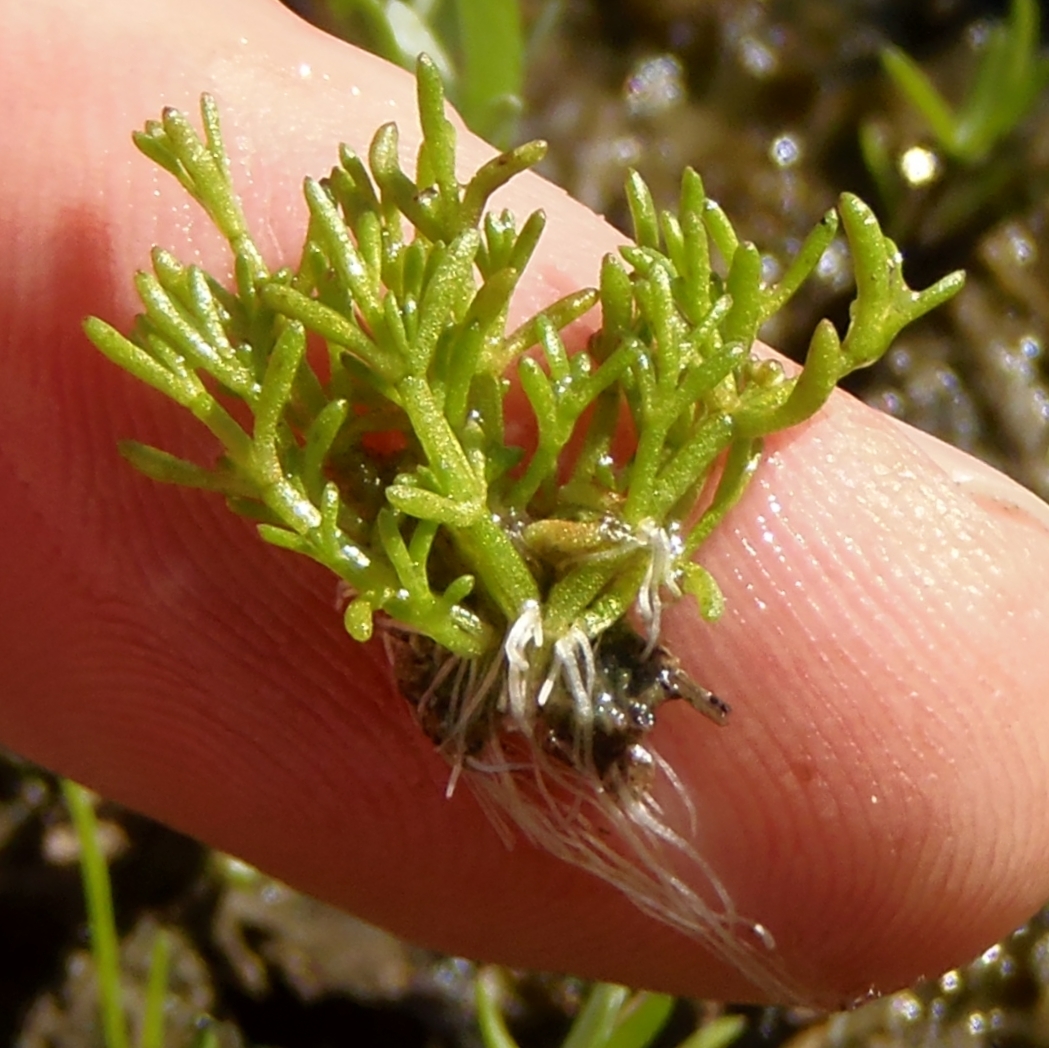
[85,55,963,998]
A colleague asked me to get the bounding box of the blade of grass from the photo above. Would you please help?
[326,0,455,80]
[476,967,523,1048]
[61,780,130,1048]
[562,983,631,1048]
[676,1014,746,1048]
[453,0,524,145]
[603,993,675,1048]
[327,0,405,65]
[880,46,958,149]
[140,929,172,1048]
[189,1020,222,1048]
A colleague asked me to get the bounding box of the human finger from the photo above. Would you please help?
[3,0,1048,1006]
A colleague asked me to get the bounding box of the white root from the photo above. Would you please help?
[636,520,684,655]
[454,605,802,1001]
[503,599,543,727]
[466,730,800,999]
[392,572,797,998]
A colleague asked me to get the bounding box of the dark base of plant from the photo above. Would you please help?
[388,618,729,791]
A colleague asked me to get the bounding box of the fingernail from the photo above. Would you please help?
[890,417,1049,534]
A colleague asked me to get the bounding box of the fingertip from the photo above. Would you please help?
[7,0,1049,1007]
[653,391,1049,999]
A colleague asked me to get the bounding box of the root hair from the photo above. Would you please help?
[465,732,801,999]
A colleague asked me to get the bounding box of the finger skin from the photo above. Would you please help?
[3,0,1049,1005]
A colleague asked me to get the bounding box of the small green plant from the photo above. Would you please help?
[880,0,1049,166]
[85,56,962,997]
[476,968,745,1048]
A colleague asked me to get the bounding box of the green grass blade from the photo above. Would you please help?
[61,780,130,1048]
[957,0,1043,158]
[139,929,172,1048]
[954,23,1013,159]
[880,45,959,151]
[189,1019,221,1048]
[562,983,631,1048]
[603,993,675,1048]
[475,968,523,1048]
[453,0,524,145]
[326,0,412,69]
[676,1014,746,1048]
[386,1,456,80]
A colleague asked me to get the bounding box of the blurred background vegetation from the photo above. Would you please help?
[5,0,1049,1045]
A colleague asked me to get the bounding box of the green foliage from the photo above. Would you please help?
[86,56,962,673]
[880,0,1049,165]
[82,55,966,1003]
[61,777,740,1048]
[61,781,173,1048]
[476,967,745,1048]
[324,0,526,145]
[450,0,525,143]
[325,0,455,87]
